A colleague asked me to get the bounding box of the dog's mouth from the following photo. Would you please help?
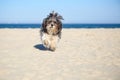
[46,24,58,35]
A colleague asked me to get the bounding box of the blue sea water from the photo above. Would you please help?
[0,24,120,28]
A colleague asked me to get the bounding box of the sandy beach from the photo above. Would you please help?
[0,28,120,80]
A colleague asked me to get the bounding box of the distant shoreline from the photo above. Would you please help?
[0,23,120,28]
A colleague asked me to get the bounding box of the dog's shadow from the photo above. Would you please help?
[34,44,47,51]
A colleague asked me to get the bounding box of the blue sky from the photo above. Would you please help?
[0,0,120,23]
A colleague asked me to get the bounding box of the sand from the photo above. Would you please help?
[0,28,120,80]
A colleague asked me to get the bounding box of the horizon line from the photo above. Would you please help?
[0,23,120,24]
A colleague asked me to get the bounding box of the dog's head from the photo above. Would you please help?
[42,11,63,35]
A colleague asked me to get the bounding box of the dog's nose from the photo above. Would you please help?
[51,24,53,27]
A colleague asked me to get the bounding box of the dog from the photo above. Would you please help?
[40,11,63,51]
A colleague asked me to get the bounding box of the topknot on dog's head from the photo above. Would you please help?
[47,11,64,20]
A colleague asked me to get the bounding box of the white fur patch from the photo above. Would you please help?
[41,31,60,49]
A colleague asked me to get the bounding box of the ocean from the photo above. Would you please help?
[0,24,120,28]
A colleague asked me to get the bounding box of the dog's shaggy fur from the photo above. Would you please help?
[40,11,63,51]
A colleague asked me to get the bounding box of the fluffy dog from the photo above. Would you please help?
[40,11,63,51]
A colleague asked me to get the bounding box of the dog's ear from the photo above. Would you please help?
[57,20,62,33]
[42,18,47,32]
[57,15,64,20]
[42,18,46,28]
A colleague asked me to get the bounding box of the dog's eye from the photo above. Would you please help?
[54,21,57,24]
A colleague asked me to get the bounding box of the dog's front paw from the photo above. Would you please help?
[49,42,56,51]
[43,40,49,48]
[49,46,56,51]
[44,40,48,45]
